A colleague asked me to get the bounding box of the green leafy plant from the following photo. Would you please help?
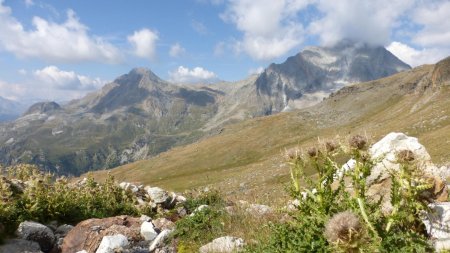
[0,164,142,239]
[249,136,435,252]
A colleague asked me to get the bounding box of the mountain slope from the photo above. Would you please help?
[0,42,411,175]
[88,57,450,200]
[0,68,222,175]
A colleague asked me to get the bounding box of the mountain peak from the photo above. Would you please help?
[128,67,163,83]
[23,101,61,116]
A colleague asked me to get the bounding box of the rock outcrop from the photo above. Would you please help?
[199,236,245,253]
[16,221,56,253]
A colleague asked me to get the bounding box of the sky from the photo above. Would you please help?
[0,0,449,103]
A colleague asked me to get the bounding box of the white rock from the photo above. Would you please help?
[145,187,170,204]
[149,229,173,252]
[367,132,437,184]
[95,234,129,253]
[199,236,245,253]
[76,251,88,253]
[175,194,187,203]
[119,182,139,193]
[141,221,158,241]
[140,214,152,222]
[286,199,301,211]
[245,204,273,216]
[190,205,209,216]
[423,202,450,252]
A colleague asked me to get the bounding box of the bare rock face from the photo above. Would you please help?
[61,216,142,253]
[16,221,56,253]
[431,56,450,87]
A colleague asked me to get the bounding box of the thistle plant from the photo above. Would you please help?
[324,211,366,253]
[253,136,435,252]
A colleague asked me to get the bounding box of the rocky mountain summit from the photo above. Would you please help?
[0,42,411,175]
[247,41,410,114]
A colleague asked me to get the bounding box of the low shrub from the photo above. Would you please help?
[0,164,139,239]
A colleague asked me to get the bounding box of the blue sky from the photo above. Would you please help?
[0,0,449,103]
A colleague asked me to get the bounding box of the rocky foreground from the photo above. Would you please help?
[2,132,450,252]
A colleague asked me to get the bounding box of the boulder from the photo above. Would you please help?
[152,218,175,232]
[61,215,141,253]
[199,236,245,253]
[149,229,172,252]
[145,187,170,205]
[0,239,42,253]
[119,182,140,193]
[423,202,450,252]
[341,133,448,213]
[95,234,129,253]
[16,221,56,253]
[367,132,443,184]
[140,221,157,241]
[55,224,74,238]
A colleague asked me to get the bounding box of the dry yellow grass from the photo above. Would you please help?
[87,62,450,202]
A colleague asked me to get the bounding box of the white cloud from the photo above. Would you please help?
[0,3,121,63]
[0,80,26,101]
[169,43,186,58]
[18,69,27,75]
[412,1,450,48]
[169,66,218,83]
[127,28,159,59]
[248,66,264,75]
[0,66,107,102]
[33,66,105,90]
[387,41,449,67]
[310,0,415,46]
[221,0,311,60]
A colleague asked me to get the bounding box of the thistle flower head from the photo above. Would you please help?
[325,141,338,153]
[349,135,367,150]
[307,147,318,158]
[324,211,363,247]
[397,149,415,163]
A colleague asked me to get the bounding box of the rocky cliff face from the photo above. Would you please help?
[249,41,411,114]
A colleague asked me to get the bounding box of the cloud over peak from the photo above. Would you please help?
[128,28,159,60]
[169,66,218,83]
[221,0,311,60]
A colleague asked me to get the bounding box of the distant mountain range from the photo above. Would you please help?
[0,96,27,122]
[0,41,411,175]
